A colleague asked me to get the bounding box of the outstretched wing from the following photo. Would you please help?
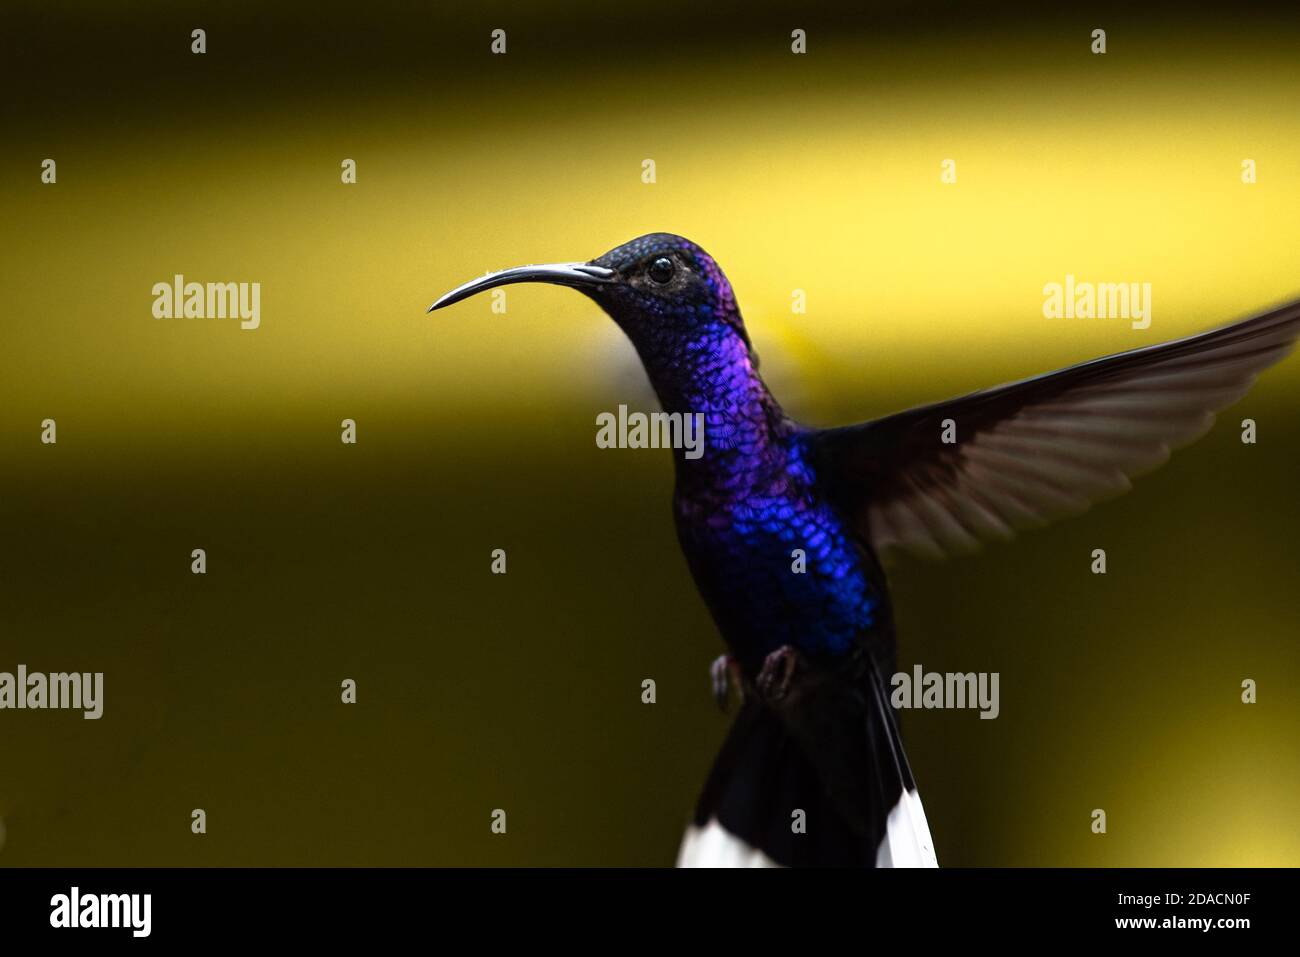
[809,299,1300,560]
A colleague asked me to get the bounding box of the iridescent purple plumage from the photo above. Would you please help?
[585,234,889,670]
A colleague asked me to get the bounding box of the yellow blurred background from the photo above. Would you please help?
[1,1,1297,865]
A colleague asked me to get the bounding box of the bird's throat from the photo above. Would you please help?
[632,326,787,480]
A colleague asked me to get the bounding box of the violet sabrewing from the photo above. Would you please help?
[430,232,1300,867]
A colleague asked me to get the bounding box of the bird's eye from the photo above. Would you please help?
[647,257,675,284]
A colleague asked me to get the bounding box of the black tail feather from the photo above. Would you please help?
[688,652,932,867]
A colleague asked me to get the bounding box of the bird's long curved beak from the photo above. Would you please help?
[427,262,616,312]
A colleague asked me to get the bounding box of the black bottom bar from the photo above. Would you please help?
[0,867,1292,943]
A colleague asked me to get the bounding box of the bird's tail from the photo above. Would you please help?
[677,651,938,867]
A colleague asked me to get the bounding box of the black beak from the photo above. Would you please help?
[427,262,616,312]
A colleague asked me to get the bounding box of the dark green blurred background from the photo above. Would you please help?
[2,1,1298,866]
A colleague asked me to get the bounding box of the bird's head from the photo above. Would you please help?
[429,232,754,362]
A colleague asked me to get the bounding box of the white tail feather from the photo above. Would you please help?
[676,818,780,868]
[677,789,939,868]
[875,788,939,867]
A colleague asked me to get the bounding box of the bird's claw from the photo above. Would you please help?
[710,654,743,712]
[756,645,802,703]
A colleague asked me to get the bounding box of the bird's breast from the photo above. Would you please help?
[674,481,886,667]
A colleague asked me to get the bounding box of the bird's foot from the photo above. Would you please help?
[709,654,744,712]
[756,645,802,703]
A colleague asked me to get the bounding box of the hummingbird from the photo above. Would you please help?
[430,233,1300,867]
